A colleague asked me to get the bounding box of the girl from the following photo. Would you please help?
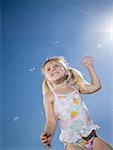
[40,56,113,150]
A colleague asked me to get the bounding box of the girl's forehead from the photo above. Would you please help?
[45,61,62,68]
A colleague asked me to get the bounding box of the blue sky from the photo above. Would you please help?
[1,0,113,149]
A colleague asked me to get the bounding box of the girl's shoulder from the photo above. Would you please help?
[44,91,54,103]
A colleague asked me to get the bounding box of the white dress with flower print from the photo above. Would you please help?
[53,90,100,143]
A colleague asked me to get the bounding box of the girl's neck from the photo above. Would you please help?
[52,75,70,89]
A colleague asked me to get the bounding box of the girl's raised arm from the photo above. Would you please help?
[79,56,101,94]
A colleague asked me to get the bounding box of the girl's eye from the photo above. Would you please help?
[55,65,58,67]
[47,68,51,71]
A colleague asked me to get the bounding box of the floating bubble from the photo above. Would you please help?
[97,43,103,48]
[52,41,58,45]
[13,116,20,122]
[26,101,30,105]
[40,112,44,116]
[29,67,36,72]
[103,92,107,96]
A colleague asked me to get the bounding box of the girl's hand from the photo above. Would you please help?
[40,131,52,147]
[82,56,94,68]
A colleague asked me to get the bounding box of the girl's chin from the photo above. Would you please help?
[51,75,62,81]
[51,75,67,84]
[52,77,61,82]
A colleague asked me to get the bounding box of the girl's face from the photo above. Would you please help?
[44,61,66,82]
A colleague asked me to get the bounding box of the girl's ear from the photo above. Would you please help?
[65,69,75,87]
[67,69,78,86]
[66,70,72,82]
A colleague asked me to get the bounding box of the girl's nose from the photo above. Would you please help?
[51,69,56,73]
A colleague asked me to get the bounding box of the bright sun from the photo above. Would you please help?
[97,17,113,42]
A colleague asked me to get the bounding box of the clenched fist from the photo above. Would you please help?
[40,131,52,147]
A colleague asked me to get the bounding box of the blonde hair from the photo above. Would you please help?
[41,56,89,95]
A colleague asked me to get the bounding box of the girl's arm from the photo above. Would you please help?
[43,92,56,135]
[40,92,56,147]
[79,56,101,94]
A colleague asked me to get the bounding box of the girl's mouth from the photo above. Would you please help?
[51,71,59,76]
